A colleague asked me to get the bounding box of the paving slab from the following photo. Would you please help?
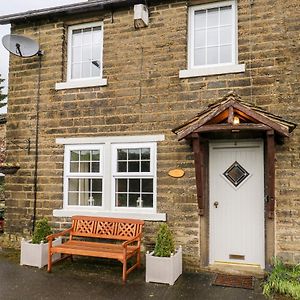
[0,248,267,300]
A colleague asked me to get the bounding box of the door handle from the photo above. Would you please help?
[213,201,219,208]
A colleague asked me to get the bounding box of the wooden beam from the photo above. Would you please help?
[266,130,275,219]
[192,134,204,216]
[232,102,290,137]
[194,123,272,133]
[228,106,234,124]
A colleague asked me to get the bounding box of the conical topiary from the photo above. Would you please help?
[153,223,175,257]
[31,218,52,244]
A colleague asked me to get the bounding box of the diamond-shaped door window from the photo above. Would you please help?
[223,161,249,187]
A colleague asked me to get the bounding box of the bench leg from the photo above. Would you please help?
[122,260,127,283]
[47,252,52,273]
[137,249,141,268]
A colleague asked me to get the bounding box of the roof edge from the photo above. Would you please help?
[0,0,146,25]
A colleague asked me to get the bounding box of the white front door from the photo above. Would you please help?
[209,140,265,268]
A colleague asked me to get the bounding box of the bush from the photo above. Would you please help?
[31,218,52,244]
[263,258,300,300]
[153,223,175,257]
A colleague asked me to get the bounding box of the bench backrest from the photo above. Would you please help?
[70,215,144,241]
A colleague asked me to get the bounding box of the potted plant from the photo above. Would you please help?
[146,223,182,285]
[20,218,61,268]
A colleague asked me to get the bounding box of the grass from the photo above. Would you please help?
[263,259,300,300]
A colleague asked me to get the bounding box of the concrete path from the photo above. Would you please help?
[0,249,267,300]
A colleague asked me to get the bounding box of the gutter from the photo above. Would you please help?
[0,0,147,25]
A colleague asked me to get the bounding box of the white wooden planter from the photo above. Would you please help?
[20,237,62,268]
[146,246,182,285]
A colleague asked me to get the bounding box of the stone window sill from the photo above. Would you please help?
[179,64,246,79]
[53,209,166,221]
[55,78,107,90]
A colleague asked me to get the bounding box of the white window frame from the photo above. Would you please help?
[55,21,107,90]
[64,144,104,210]
[55,135,166,221]
[179,0,245,78]
[111,142,157,213]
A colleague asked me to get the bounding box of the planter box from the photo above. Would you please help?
[146,246,182,285]
[20,237,62,268]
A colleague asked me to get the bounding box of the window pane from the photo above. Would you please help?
[80,161,90,172]
[82,28,92,45]
[207,27,218,46]
[129,179,140,192]
[80,192,89,206]
[118,162,127,172]
[207,8,219,27]
[142,194,153,208]
[128,149,140,160]
[141,148,150,160]
[142,179,153,192]
[92,193,102,206]
[129,194,139,207]
[194,48,206,66]
[92,63,101,77]
[194,10,206,29]
[72,47,81,63]
[194,29,206,48]
[68,192,79,205]
[82,45,91,61]
[116,179,127,192]
[141,161,150,172]
[69,179,79,191]
[71,63,81,79]
[81,62,91,78]
[118,149,127,160]
[92,150,100,161]
[92,27,102,42]
[207,46,218,64]
[220,6,232,25]
[220,45,232,63]
[128,161,139,172]
[72,30,81,46]
[80,178,90,192]
[116,194,127,207]
[70,151,79,161]
[80,150,90,161]
[91,162,99,172]
[92,179,102,192]
[70,162,79,172]
[220,26,232,45]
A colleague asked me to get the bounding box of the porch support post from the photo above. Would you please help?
[192,133,204,216]
[266,130,275,219]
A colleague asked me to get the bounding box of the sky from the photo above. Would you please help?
[0,0,87,113]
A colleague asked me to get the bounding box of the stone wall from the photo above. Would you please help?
[1,0,299,268]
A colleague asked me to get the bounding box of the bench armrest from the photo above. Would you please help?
[122,233,142,248]
[47,227,73,242]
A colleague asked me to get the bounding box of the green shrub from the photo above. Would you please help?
[263,258,300,300]
[153,223,175,257]
[31,218,52,244]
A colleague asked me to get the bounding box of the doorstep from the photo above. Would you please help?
[207,262,265,278]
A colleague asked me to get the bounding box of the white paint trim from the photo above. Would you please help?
[56,134,165,145]
[184,0,243,77]
[179,64,245,78]
[53,209,166,221]
[55,78,107,90]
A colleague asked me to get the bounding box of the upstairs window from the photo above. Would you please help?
[189,1,236,68]
[68,22,103,81]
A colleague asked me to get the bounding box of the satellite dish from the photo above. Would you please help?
[2,34,40,57]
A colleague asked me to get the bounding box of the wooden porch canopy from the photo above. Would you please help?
[172,92,296,218]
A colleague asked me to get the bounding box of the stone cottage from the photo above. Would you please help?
[0,0,299,273]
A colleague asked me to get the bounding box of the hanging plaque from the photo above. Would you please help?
[168,168,185,178]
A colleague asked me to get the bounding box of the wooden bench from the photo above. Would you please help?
[47,215,144,282]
